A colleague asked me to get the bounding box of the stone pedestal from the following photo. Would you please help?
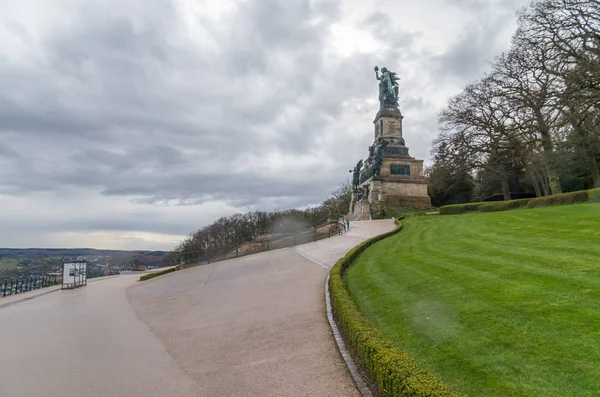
[368,179,385,214]
[348,199,371,221]
[374,108,404,141]
[348,105,431,219]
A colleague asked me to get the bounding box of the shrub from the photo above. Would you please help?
[589,188,600,203]
[441,188,600,215]
[478,198,533,212]
[329,219,466,397]
[439,202,484,215]
[139,267,177,281]
[526,190,589,208]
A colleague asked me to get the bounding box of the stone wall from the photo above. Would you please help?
[382,180,428,196]
[385,195,431,209]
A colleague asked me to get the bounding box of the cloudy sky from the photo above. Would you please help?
[0,0,529,250]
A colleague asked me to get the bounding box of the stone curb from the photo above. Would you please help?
[294,245,372,397]
[291,248,331,270]
[0,287,61,309]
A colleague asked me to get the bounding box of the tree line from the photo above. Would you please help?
[163,180,352,265]
[429,0,600,206]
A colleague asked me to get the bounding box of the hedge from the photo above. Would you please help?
[478,198,532,212]
[438,202,485,215]
[139,267,177,281]
[329,219,466,397]
[525,190,589,208]
[590,188,600,202]
[440,187,600,215]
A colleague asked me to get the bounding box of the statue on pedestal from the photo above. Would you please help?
[351,160,363,190]
[356,188,364,201]
[374,66,400,109]
[372,141,389,177]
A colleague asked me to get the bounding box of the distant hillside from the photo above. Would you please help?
[0,248,169,278]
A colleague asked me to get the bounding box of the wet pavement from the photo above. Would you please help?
[0,220,395,397]
[0,274,201,397]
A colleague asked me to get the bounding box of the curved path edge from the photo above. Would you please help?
[292,221,399,397]
[291,246,373,396]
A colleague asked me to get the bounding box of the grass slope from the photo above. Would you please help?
[346,203,600,397]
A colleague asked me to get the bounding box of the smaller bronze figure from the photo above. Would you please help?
[351,159,363,190]
[372,141,389,177]
[356,188,364,201]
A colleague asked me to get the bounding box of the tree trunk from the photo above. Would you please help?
[541,136,562,195]
[532,177,542,197]
[501,177,511,201]
[574,123,600,188]
[537,110,562,195]
[542,174,551,196]
[531,165,550,197]
[526,160,545,197]
[536,166,551,196]
[589,154,600,188]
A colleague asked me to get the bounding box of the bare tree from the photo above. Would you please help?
[518,0,600,187]
[438,76,527,200]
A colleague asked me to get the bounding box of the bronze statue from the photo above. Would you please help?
[356,188,364,201]
[372,141,389,177]
[374,66,400,109]
[351,160,363,189]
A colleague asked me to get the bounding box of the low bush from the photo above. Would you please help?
[440,187,600,215]
[373,206,435,220]
[329,219,465,397]
[525,190,589,208]
[439,202,484,215]
[478,198,532,212]
[587,188,600,203]
[139,267,177,281]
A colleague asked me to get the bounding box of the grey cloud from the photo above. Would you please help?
[432,26,497,80]
[0,0,347,201]
[431,1,523,82]
[0,0,529,248]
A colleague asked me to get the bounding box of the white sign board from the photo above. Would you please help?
[62,262,87,289]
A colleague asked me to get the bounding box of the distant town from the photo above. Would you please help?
[0,248,169,280]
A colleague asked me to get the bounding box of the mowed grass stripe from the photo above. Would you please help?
[345,203,600,397]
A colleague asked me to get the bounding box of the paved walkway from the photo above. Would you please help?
[0,274,201,397]
[127,219,395,396]
[0,284,62,308]
[0,220,395,397]
[293,219,395,268]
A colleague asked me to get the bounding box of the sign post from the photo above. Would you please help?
[62,262,87,289]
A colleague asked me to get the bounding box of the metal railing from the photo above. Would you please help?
[1,269,121,298]
[173,214,350,268]
[87,269,120,279]
[1,275,58,297]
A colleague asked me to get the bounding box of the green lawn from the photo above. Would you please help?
[346,203,600,397]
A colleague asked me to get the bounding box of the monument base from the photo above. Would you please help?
[348,200,371,221]
[348,87,432,219]
[349,173,431,219]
